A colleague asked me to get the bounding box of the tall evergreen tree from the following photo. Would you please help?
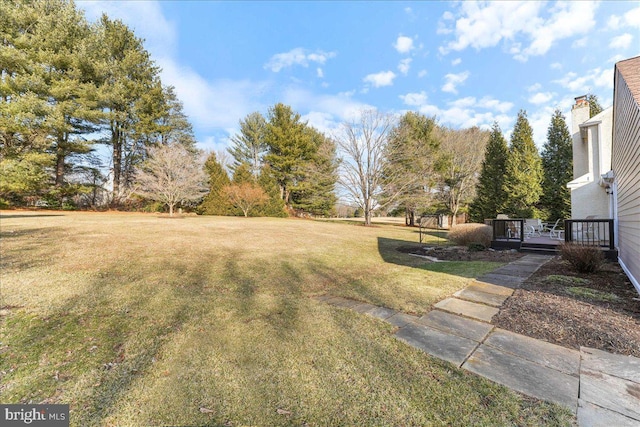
[95,14,160,203]
[263,103,317,209]
[502,110,543,218]
[469,122,509,222]
[540,109,572,221]
[228,112,267,178]
[587,93,603,118]
[289,128,338,216]
[198,151,231,215]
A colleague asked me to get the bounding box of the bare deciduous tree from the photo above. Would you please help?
[224,183,268,217]
[133,143,207,216]
[435,126,489,225]
[335,110,403,226]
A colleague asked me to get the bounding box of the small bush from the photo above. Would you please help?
[559,243,605,273]
[448,223,492,247]
[468,242,486,252]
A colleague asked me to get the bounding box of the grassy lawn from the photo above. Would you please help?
[0,211,573,426]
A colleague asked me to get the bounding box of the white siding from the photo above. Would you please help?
[612,67,640,293]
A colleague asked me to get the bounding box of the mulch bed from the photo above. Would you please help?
[397,245,640,358]
[492,257,640,358]
[397,245,525,262]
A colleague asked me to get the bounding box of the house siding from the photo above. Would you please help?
[612,63,640,293]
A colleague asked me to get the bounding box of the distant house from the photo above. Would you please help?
[611,56,640,294]
[568,97,612,219]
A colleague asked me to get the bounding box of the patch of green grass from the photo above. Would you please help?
[565,287,621,303]
[0,211,574,426]
[544,275,591,286]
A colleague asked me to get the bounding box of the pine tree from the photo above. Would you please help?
[469,122,509,222]
[289,128,338,216]
[540,109,572,221]
[198,152,231,215]
[263,103,316,208]
[587,93,603,118]
[228,112,267,178]
[256,166,287,217]
[502,110,543,218]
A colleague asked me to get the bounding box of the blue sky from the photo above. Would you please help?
[78,1,640,152]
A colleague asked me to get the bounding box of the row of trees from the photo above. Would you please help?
[471,95,602,223]
[199,103,338,217]
[1,0,195,208]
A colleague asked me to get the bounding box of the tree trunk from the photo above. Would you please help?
[112,124,122,205]
[55,144,65,187]
[169,203,174,216]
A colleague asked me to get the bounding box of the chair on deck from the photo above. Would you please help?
[543,219,564,240]
[525,219,543,238]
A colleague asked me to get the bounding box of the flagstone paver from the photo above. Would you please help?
[314,253,639,424]
[467,280,515,296]
[464,344,579,412]
[483,329,580,375]
[385,312,419,328]
[395,323,478,366]
[434,298,499,322]
[416,310,493,342]
[453,286,510,307]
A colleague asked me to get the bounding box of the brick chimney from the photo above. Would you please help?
[571,94,590,134]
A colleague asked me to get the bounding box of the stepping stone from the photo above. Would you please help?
[416,310,493,342]
[312,295,334,302]
[385,312,419,328]
[364,306,397,320]
[468,281,515,296]
[484,329,580,375]
[434,298,499,323]
[351,302,379,314]
[463,345,579,412]
[580,347,640,383]
[454,287,509,307]
[579,367,640,421]
[395,323,478,367]
[489,266,534,278]
[577,399,640,427]
[476,273,524,288]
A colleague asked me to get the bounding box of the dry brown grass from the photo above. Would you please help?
[0,211,573,426]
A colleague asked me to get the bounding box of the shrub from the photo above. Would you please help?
[448,223,492,247]
[559,243,605,273]
[468,242,486,252]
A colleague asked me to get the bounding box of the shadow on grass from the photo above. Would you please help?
[0,214,65,219]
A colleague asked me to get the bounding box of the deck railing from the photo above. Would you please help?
[564,219,615,250]
[487,219,525,242]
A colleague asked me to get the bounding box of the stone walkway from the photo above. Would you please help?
[314,254,640,426]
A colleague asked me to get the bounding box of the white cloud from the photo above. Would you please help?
[159,59,269,133]
[399,91,428,106]
[394,35,414,54]
[317,68,324,78]
[283,88,374,133]
[418,69,428,78]
[609,33,633,50]
[264,48,336,72]
[439,1,598,61]
[79,1,177,58]
[441,71,470,94]
[529,92,555,105]
[553,67,614,93]
[398,58,412,75]
[451,58,462,66]
[625,6,640,28]
[363,71,397,88]
[527,83,542,92]
[550,62,563,70]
